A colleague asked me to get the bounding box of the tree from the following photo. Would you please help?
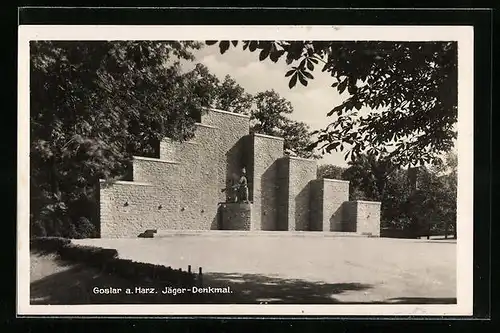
[382,168,413,230]
[428,152,457,238]
[316,164,346,180]
[399,152,457,238]
[342,153,415,230]
[250,90,320,159]
[183,67,320,159]
[280,119,320,159]
[206,40,457,167]
[180,62,221,112]
[181,64,253,114]
[251,90,293,136]
[30,41,203,238]
[342,153,398,202]
[215,75,254,114]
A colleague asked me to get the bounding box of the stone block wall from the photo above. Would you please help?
[251,133,284,231]
[132,157,180,184]
[99,180,158,238]
[99,109,250,237]
[176,124,219,229]
[98,107,382,237]
[201,108,251,203]
[159,138,181,161]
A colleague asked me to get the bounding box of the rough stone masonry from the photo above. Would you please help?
[98,108,381,238]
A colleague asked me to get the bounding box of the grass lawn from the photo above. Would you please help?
[31,234,456,304]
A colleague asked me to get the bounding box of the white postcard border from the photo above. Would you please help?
[18,25,474,316]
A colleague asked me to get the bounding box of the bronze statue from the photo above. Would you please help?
[221,167,249,203]
[238,167,249,203]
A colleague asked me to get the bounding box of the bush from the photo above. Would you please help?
[74,217,97,238]
[380,228,416,239]
[30,220,47,238]
[57,244,118,264]
[30,237,71,252]
[30,237,196,288]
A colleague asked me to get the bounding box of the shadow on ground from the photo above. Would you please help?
[380,297,457,304]
[200,272,371,303]
[30,262,178,305]
[30,252,456,305]
[199,273,456,304]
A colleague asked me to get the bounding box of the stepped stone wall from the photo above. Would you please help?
[98,108,381,238]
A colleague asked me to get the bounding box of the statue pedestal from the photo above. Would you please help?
[220,203,253,230]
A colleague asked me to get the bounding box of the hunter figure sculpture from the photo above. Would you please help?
[221,167,249,203]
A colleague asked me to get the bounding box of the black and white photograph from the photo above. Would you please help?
[18,24,474,316]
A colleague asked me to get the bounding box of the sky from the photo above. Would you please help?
[181,44,350,167]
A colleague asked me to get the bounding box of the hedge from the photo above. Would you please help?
[30,236,71,252]
[30,237,198,288]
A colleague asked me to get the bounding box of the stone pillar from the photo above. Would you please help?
[321,179,350,231]
[277,157,317,231]
[251,133,284,230]
[309,179,324,231]
[354,201,381,236]
[343,200,381,236]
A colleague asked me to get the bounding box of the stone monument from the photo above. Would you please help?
[97,108,381,237]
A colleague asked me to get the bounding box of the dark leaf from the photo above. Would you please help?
[303,71,314,79]
[289,74,298,89]
[298,74,308,87]
[205,40,218,45]
[269,50,285,63]
[325,142,340,153]
[219,41,230,54]
[259,48,270,61]
[249,41,258,52]
[231,41,238,46]
[338,79,348,94]
[285,69,295,77]
[306,142,319,150]
[327,105,343,117]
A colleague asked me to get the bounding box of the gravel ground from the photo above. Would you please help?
[69,234,456,304]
